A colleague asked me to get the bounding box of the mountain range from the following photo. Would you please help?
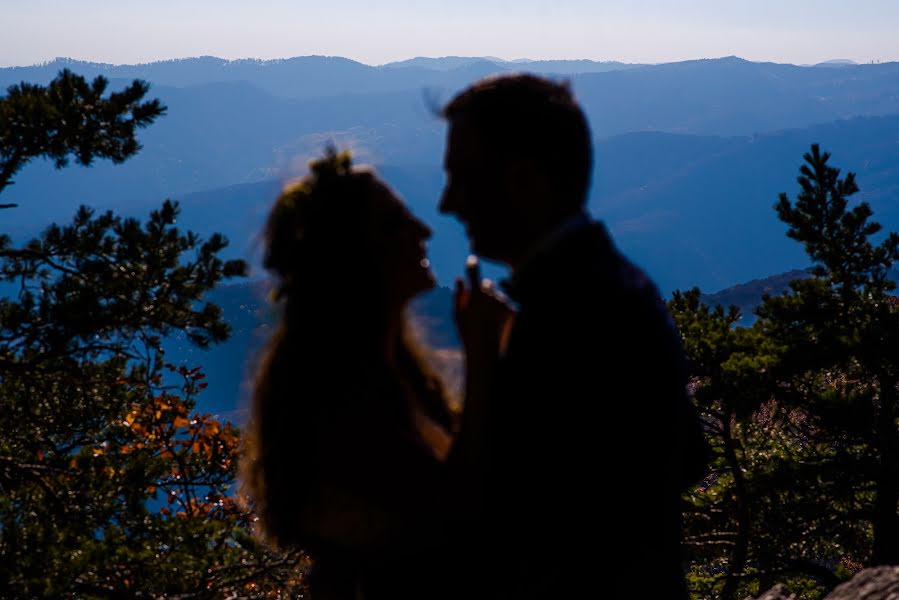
[4,54,899,416]
[0,55,639,101]
[4,55,899,293]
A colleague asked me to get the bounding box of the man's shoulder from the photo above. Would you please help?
[562,224,662,305]
[556,227,684,353]
[506,221,674,342]
[511,225,669,345]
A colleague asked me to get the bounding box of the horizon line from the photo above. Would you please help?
[1,54,892,71]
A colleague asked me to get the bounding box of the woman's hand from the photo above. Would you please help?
[453,255,515,361]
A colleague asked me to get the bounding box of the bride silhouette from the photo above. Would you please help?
[241,149,465,600]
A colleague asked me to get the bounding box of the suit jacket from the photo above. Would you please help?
[458,221,708,599]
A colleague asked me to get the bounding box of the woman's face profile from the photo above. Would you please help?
[364,185,435,304]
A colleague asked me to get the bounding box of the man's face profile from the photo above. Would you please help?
[440,120,514,263]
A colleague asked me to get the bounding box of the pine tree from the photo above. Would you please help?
[0,69,164,207]
[672,144,899,598]
[0,201,307,596]
[758,144,899,567]
[0,72,305,596]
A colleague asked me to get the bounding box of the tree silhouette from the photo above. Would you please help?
[0,201,308,596]
[0,69,164,207]
[0,70,305,596]
[673,145,899,599]
[759,144,899,567]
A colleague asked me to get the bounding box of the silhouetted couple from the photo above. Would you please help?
[242,74,709,599]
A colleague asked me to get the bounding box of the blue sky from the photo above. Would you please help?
[2,0,898,67]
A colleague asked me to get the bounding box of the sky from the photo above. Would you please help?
[1,0,898,67]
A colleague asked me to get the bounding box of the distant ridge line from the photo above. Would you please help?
[6,55,892,71]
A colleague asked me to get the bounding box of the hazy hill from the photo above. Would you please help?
[382,56,496,70]
[7,112,899,294]
[573,56,899,137]
[594,115,899,293]
[700,269,811,323]
[512,59,642,74]
[157,114,899,294]
[4,56,899,136]
[381,56,642,73]
[5,55,899,296]
[1,56,416,99]
[814,59,859,68]
[0,55,625,101]
[1,81,447,228]
[6,56,899,228]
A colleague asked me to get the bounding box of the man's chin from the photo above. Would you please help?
[470,240,502,263]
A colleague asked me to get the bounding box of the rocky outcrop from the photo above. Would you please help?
[752,566,899,599]
[750,584,794,599]
[823,566,899,599]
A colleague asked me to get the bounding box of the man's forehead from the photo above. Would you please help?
[446,119,489,165]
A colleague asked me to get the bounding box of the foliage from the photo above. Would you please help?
[0,71,308,595]
[0,68,165,205]
[758,144,899,569]
[0,202,305,597]
[675,145,899,599]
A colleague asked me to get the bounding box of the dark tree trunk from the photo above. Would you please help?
[721,408,751,600]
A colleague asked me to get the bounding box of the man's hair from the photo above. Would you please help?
[442,74,593,210]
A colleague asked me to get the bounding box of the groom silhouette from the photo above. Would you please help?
[439,74,709,599]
